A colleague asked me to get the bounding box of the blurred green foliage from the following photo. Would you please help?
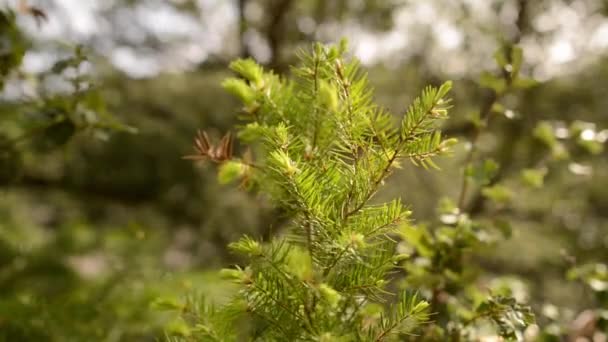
[0,0,607,341]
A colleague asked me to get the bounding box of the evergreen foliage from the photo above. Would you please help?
[169,41,533,341]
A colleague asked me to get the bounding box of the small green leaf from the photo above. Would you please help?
[554,144,571,160]
[318,79,339,112]
[473,295,535,338]
[465,159,500,185]
[533,121,557,148]
[219,268,242,279]
[481,184,513,205]
[229,58,265,88]
[165,318,191,337]
[437,197,458,214]
[340,231,366,249]
[222,78,257,105]
[286,247,312,281]
[399,224,434,257]
[228,236,263,256]
[510,46,523,77]
[319,283,341,307]
[520,168,547,188]
[338,38,349,54]
[468,111,483,128]
[577,139,604,155]
[238,122,267,142]
[218,160,246,184]
[150,297,184,311]
[391,253,411,262]
[269,150,299,175]
[491,102,505,114]
[273,123,290,147]
[512,77,538,89]
[568,263,608,292]
[437,80,453,98]
[494,47,509,69]
[479,72,507,93]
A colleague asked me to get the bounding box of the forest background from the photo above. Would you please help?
[0,0,607,340]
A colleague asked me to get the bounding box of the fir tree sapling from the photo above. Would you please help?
[176,40,458,340]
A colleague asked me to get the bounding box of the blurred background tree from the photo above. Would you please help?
[0,0,607,340]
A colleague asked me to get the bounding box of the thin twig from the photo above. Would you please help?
[456,91,498,210]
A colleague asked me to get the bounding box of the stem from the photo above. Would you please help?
[311,53,320,148]
[323,241,352,277]
[248,309,292,339]
[456,89,499,211]
[458,0,528,215]
[304,214,314,262]
[324,214,403,278]
[343,147,398,219]
[374,312,418,341]
[251,282,313,334]
[334,57,363,217]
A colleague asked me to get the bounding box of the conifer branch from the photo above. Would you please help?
[322,241,353,277]
[248,308,293,339]
[186,41,453,340]
[249,282,313,333]
[345,82,452,219]
[343,149,397,220]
